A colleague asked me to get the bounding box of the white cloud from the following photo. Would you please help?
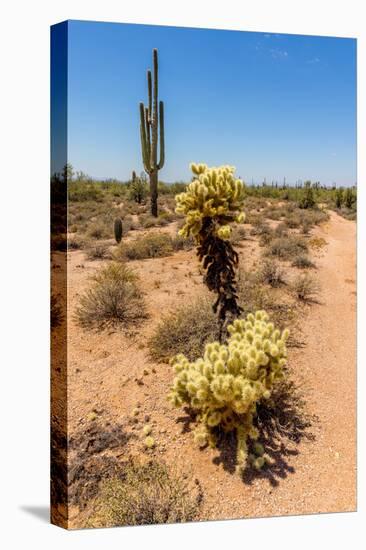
[307,57,320,64]
[269,48,289,59]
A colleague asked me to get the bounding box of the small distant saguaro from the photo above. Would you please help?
[139,48,165,217]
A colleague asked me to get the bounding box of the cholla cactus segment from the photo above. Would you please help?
[168,310,289,471]
[176,164,246,239]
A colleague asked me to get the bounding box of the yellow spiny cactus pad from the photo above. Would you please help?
[175,163,246,240]
[168,310,289,471]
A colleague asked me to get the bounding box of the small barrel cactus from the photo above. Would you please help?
[168,310,289,472]
[114,218,123,243]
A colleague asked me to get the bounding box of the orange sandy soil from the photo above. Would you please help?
[58,210,356,526]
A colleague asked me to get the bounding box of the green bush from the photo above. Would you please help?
[76,263,146,329]
[298,182,316,209]
[86,460,201,527]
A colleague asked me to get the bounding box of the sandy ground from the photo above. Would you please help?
[63,210,356,526]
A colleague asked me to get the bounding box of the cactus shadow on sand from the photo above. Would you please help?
[177,378,317,487]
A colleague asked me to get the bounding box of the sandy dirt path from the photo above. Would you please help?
[243,209,356,519]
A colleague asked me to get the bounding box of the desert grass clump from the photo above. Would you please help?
[260,260,286,287]
[149,298,218,362]
[284,213,302,229]
[86,244,110,261]
[76,262,146,329]
[168,310,289,472]
[291,255,316,269]
[171,234,195,251]
[266,235,308,260]
[292,273,320,302]
[68,236,86,250]
[86,460,201,527]
[273,222,289,238]
[120,232,173,260]
[230,225,247,245]
[87,223,109,240]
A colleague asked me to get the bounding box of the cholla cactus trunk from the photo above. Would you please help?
[139,49,165,217]
[176,163,246,341]
[197,217,242,341]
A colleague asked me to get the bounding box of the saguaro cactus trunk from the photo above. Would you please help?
[139,48,165,217]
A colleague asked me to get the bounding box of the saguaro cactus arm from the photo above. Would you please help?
[139,48,165,216]
[158,100,165,170]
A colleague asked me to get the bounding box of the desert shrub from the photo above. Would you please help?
[301,220,311,234]
[230,225,247,244]
[259,260,286,287]
[301,208,329,226]
[244,212,261,226]
[344,187,356,209]
[250,221,271,237]
[265,208,282,221]
[266,235,308,260]
[86,460,201,527]
[139,214,162,228]
[291,255,316,269]
[171,234,195,251]
[87,223,109,240]
[259,229,274,247]
[149,298,218,362]
[120,233,173,260]
[68,236,86,250]
[334,188,343,209]
[273,222,289,238]
[298,182,316,209]
[168,310,289,472]
[158,211,175,224]
[68,181,104,202]
[292,273,320,301]
[237,270,296,332]
[86,244,110,261]
[284,213,301,229]
[128,172,148,204]
[76,263,146,329]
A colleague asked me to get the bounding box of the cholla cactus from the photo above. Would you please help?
[175,163,246,338]
[168,310,289,471]
[176,163,245,239]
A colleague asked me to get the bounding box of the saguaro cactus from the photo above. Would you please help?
[139,48,165,217]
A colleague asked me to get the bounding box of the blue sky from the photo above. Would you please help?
[66,20,356,186]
